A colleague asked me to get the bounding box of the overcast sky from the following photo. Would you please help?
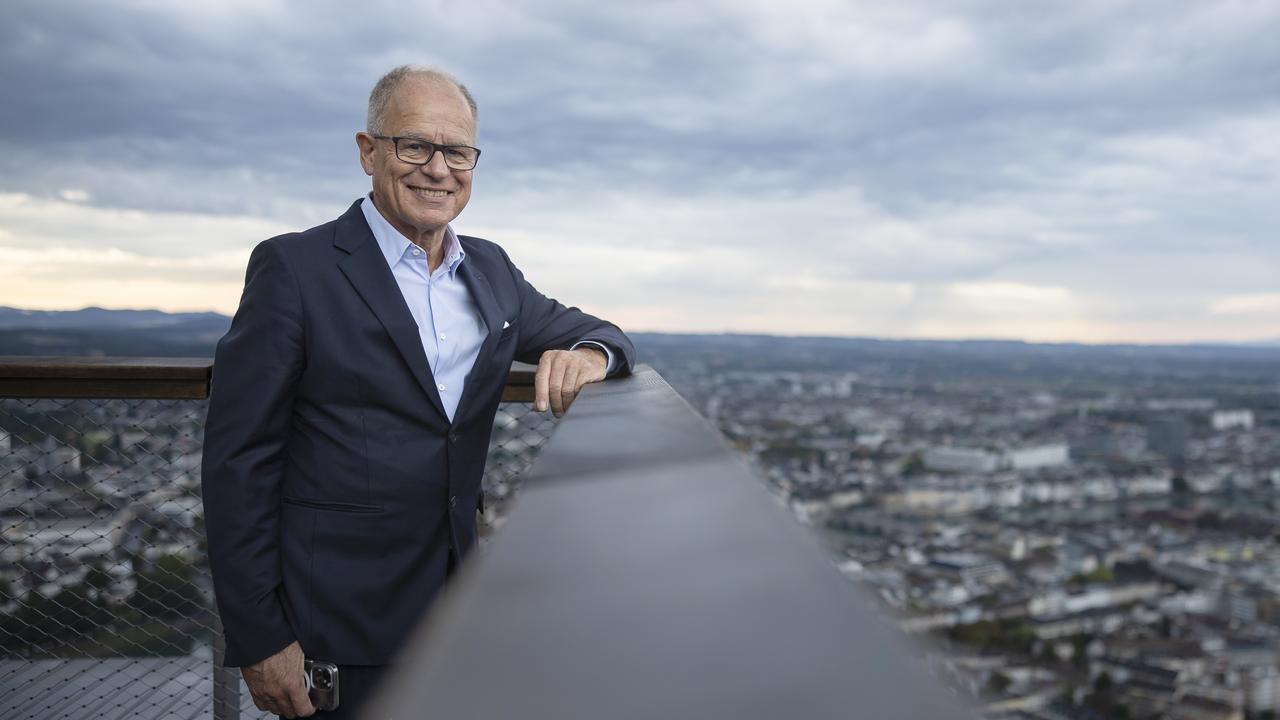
[2,0,1277,342]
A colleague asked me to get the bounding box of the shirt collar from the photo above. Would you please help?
[360,194,466,277]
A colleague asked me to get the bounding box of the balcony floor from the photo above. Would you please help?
[1,657,262,720]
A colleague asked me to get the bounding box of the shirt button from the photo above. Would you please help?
[449,495,458,509]
[412,248,421,256]
[439,333,446,341]
[438,383,446,391]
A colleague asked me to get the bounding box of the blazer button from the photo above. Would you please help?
[449,432,459,444]
[449,495,458,509]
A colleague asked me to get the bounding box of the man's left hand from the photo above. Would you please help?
[534,347,607,417]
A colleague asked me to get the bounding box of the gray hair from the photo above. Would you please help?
[366,65,478,134]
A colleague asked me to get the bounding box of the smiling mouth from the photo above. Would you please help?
[408,186,451,198]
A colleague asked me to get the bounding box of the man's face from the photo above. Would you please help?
[357,77,476,241]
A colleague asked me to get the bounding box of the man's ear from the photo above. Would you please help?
[355,132,376,177]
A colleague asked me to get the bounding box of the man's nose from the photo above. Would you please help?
[420,150,452,177]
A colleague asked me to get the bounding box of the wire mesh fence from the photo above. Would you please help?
[0,397,556,719]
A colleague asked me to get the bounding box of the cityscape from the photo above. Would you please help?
[5,3,1279,715]
[3,311,1280,719]
[643,333,1280,720]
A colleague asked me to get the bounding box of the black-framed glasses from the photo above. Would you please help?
[372,135,481,170]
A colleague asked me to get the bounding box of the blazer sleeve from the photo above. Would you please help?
[498,246,636,377]
[201,238,304,667]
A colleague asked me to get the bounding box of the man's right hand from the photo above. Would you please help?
[242,640,316,718]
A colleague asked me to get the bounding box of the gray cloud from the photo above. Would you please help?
[1,0,1278,339]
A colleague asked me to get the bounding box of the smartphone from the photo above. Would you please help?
[303,659,340,712]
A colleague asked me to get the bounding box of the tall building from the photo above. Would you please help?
[1146,417,1188,469]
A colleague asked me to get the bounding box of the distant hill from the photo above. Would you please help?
[0,306,230,331]
[630,331,1280,386]
[0,307,1277,380]
[0,306,231,357]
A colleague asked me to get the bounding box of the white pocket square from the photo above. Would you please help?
[502,320,510,329]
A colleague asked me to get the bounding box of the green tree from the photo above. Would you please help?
[1071,633,1094,669]
[1,582,111,656]
[945,619,1035,654]
[902,453,925,477]
[129,554,204,620]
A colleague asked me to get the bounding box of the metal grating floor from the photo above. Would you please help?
[0,657,268,720]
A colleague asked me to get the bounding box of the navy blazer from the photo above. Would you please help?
[202,199,634,667]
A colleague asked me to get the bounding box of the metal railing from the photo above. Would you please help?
[3,358,975,719]
[367,365,976,719]
[0,357,553,720]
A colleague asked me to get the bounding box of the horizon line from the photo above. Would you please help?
[3,304,1278,350]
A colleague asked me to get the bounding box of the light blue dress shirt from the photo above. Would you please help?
[362,196,484,422]
[361,196,613,422]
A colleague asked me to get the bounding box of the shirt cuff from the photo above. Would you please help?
[571,341,616,375]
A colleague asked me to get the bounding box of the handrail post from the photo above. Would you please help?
[211,615,241,720]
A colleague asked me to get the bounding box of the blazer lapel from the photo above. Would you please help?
[332,202,449,421]
[455,258,503,425]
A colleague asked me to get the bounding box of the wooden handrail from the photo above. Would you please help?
[0,356,538,402]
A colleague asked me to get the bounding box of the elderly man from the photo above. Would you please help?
[202,65,634,718]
